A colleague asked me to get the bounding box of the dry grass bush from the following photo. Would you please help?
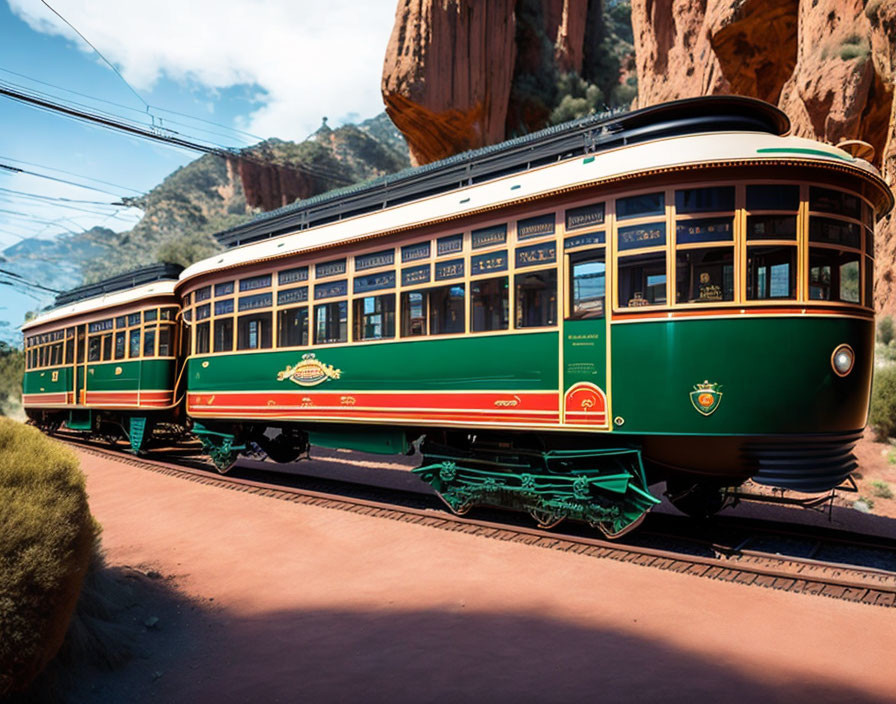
[0,419,97,696]
[870,365,896,440]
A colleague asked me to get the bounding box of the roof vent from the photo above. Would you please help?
[836,140,875,162]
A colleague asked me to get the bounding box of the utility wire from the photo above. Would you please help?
[0,155,143,195]
[0,67,264,144]
[0,78,238,154]
[0,160,141,198]
[0,85,354,186]
[40,0,148,110]
[0,266,62,293]
[0,186,129,207]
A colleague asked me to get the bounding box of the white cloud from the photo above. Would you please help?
[9,0,398,139]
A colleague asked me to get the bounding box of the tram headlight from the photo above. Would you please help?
[831,344,855,377]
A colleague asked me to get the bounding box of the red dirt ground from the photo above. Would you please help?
[851,429,896,518]
[53,447,896,704]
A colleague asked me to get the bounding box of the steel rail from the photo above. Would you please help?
[60,434,896,609]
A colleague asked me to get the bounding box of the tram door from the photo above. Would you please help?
[74,324,87,405]
[561,249,609,427]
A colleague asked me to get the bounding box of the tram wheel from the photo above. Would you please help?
[665,478,729,519]
[529,508,564,530]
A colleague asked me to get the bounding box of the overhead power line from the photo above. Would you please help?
[0,85,355,186]
[0,186,129,207]
[40,0,148,110]
[0,160,140,198]
[0,68,264,145]
[0,154,143,195]
[0,266,62,293]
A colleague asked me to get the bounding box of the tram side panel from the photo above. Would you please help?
[185,331,561,437]
[609,314,874,488]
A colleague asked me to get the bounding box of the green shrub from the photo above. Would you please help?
[0,420,96,696]
[869,365,896,439]
[878,316,895,345]
[870,480,894,499]
[840,37,870,61]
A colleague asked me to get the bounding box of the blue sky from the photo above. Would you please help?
[0,0,398,340]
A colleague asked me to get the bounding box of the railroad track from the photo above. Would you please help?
[60,433,896,609]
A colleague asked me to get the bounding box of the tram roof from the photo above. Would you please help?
[179,124,891,286]
[214,96,791,248]
[24,264,182,332]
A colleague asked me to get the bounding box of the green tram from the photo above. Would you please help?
[22,264,185,453]
[24,98,895,537]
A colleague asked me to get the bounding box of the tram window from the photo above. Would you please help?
[675,186,734,214]
[430,284,465,335]
[617,253,666,307]
[237,313,272,350]
[865,256,874,307]
[143,329,156,357]
[115,316,126,328]
[676,249,734,303]
[278,307,308,348]
[314,301,347,344]
[102,334,113,361]
[40,346,47,367]
[353,295,395,341]
[127,313,141,327]
[213,318,234,352]
[866,227,874,256]
[471,277,508,333]
[809,249,861,302]
[64,339,73,364]
[747,247,796,300]
[160,308,176,321]
[215,281,234,297]
[616,192,664,220]
[51,343,61,366]
[810,187,861,220]
[809,217,861,249]
[400,291,428,337]
[76,328,85,363]
[746,184,799,212]
[863,202,874,228]
[114,332,126,360]
[196,322,210,354]
[181,325,191,357]
[516,269,557,327]
[747,215,797,240]
[158,327,172,356]
[144,309,158,323]
[129,329,141,358]
[569,255,605,319]
[676,217,733,245]
[87,336,101,362]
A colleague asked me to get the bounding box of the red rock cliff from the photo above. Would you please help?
[382,0,634,165]
[631,0,896,314]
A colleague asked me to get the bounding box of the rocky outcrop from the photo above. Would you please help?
[631,0,896,314]
[382,0,518,165]
[381,0,635,165]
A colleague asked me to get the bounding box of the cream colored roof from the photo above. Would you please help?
[22,279,178,332]
[179,131,882,286]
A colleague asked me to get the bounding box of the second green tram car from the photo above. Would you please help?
[23,97,896,537]
[23,265,184,453]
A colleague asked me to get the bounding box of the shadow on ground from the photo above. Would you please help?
[21,583,893,704]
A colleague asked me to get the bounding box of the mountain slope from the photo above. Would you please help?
[80,112,410,282]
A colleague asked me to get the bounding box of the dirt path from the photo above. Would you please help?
[67,448,896,704]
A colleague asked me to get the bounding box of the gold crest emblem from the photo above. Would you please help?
[277,353,342,387]
[689,380,722,416]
